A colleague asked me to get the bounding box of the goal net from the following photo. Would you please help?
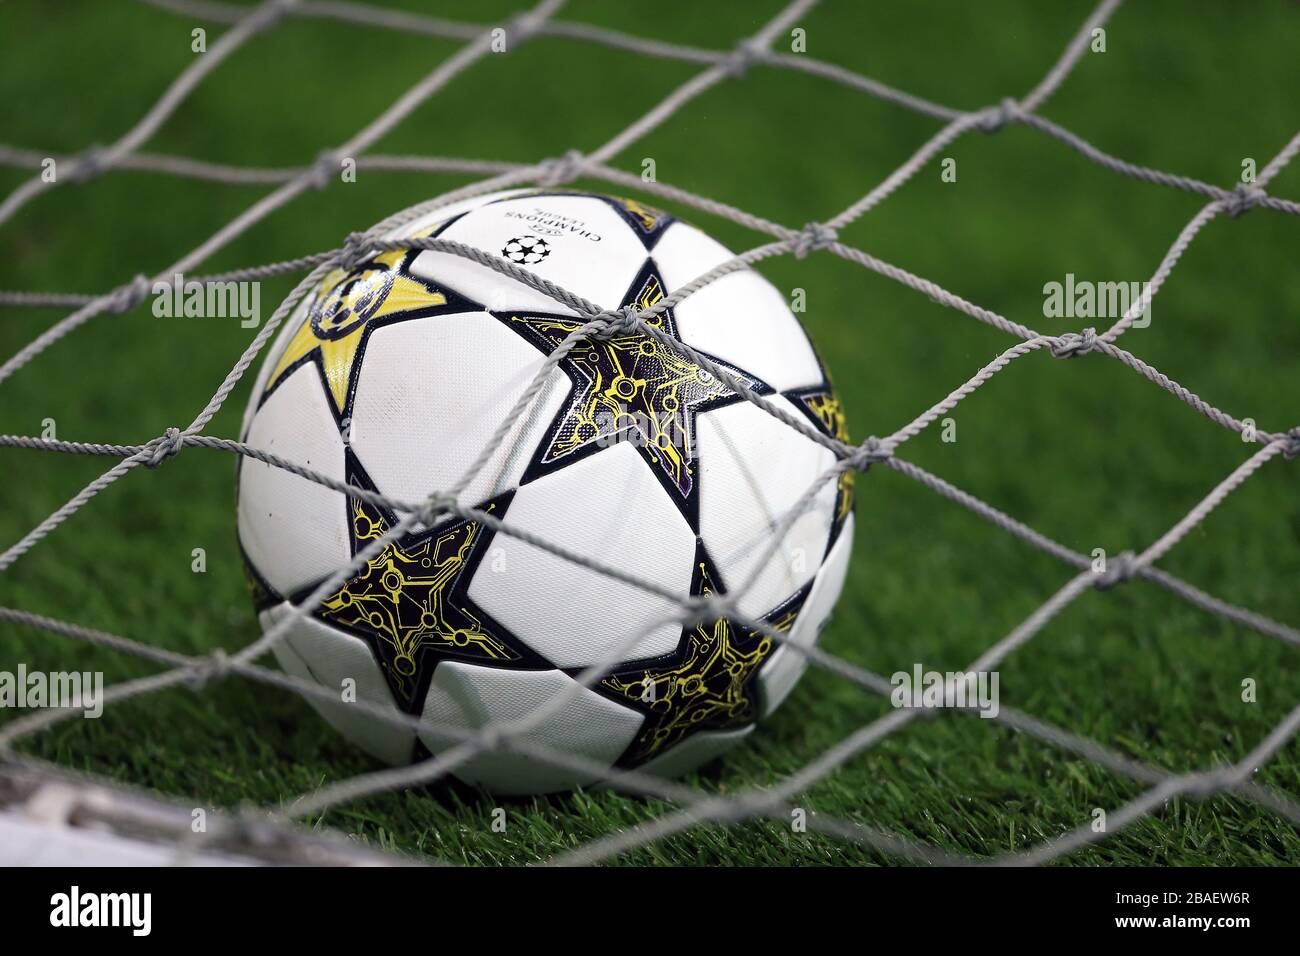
[1,0,1298,866]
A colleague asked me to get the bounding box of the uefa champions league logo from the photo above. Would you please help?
[501,234,551,264]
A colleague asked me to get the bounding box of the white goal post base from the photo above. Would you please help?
[0,762,408,867]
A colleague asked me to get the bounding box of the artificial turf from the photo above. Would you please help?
[1,0,1298,865]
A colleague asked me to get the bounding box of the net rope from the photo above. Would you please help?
[0,0,1298,865]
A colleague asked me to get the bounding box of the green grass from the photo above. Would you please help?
[2,0,1299,865]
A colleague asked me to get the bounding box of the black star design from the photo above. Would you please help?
[498,262,770,530]
[787,383,855,554]
[299,452,546,712]
[587,544,809,768]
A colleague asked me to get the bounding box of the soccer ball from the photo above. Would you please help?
[236,189,854,794]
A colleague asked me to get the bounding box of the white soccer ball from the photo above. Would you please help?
[236,189,854,794]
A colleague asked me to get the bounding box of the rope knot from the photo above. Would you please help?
[265,0,300,23]
[724,40,764,78]
[68,146,107,184]
[506,11,544,44]
[1183,768,1235,798]
[1094,550,1137,590]
[1051,327,1097,359]
[683,593,733,627]
[188,649,230,690]
[416,491,459,527]
[1282,426,1300,460]
[537,149,586,187]
[1225,182,1266,218]
[310,150,341,190]
[338,231,374,272]
[791,222,838,259]
[846,436,890,471]
[477,723,506,753]
[145,427,184,469]
[593,306,642,340]
[977,97,1023,133]
[107,274,153,315]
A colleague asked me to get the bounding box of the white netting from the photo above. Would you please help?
[1,0,1298,865]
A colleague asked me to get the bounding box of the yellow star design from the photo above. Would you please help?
[318,489,521,706]
[265,248,448,412]
[794,387,855,537]
[598,556,804,765]
[613,195,669,234]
